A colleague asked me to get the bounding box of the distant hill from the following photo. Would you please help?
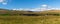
[37,10,60,16]
[0,8,59,16]
[46,10,60,12]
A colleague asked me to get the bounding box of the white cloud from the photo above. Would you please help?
[50,8,60,10]
[41,4,48,7]
[0,0,4,2]
[30,8,40,11]
[0,0,7,5]
[30,8,48,11]
[2,2,7,5]
[12,8,47,11]
[12,6,60,11]
[18,8,60,11]
[12,9,17,10]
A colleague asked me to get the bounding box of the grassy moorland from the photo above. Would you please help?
[0,9,60,24]
[0,16,44,24]
[0,16,60,24]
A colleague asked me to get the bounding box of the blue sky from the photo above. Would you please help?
[0,0,60,11]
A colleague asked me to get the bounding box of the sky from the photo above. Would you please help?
[0,0,60,11]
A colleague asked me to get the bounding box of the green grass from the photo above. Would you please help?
[44,16,60,24]
[0,16,44,24]
[0,16,60,24]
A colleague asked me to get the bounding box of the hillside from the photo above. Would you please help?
[46,10,60,12]
[40,10,60,13]
[0,8,59,16]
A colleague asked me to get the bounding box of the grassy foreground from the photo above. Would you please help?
[0,16,60,24]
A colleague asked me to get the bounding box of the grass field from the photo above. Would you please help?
[0,16,60,24]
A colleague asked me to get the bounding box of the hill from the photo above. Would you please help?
[0,8,59,16]
[40,10,60,14]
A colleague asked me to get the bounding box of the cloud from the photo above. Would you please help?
[12,8,48,11]
[12,9,17,10]
[12,7,60,11]
[18,8,60,11]
[0,0,4,2]
[41,4,48,8]
[49,8,60,10]
[2,2,7,5]
[30,8,48,11]
[0,0,7,5]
